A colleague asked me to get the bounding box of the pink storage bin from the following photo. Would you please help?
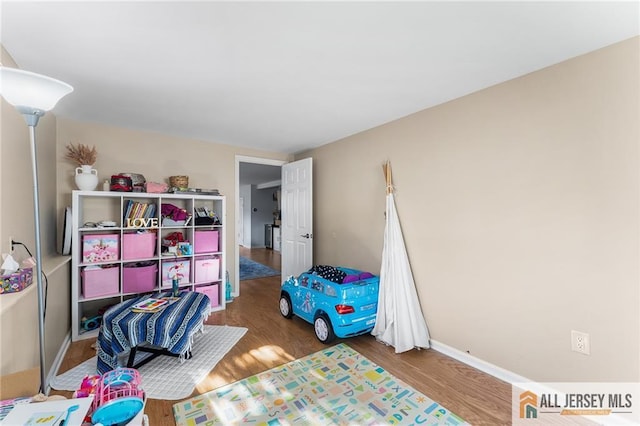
[194,230,219,253]
[82,234,119,263]
[194,257,220,283]
[122,232,156,260]
[195,284,220,307]
[146,181,168,193]
[123,263,158,293]
[81,265,119,298]
[161,259,191,286]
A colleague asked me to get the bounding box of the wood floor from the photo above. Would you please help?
[53,248,512,425]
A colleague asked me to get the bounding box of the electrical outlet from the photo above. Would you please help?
[8,236,14,254]
[571,330,590,355]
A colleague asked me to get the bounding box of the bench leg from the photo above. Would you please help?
[126,345,192,369]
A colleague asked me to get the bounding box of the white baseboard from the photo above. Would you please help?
[46,332,71,394]
[429,339,531,384]
[429,340,639,425]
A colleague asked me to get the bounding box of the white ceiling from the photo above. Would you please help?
[1,2,638,154]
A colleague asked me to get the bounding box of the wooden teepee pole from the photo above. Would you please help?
[382,161,393,194]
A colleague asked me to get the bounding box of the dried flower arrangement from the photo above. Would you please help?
[65,143,97,166]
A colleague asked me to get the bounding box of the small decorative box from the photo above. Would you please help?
[0,268,33,294]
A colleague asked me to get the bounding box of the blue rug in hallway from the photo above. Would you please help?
[239,256,280,281]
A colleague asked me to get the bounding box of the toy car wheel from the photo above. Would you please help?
[279,294,293,319]
[314,314,335,344]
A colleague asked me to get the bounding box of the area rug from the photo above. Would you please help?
[51,325,247,400]
[173,343,468,425]
[239,256,280,281]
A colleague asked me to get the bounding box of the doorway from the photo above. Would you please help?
[239,246,281,281]
[234,156,286,297]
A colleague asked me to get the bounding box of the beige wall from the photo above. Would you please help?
[299,37,639,382]
[56,118,289,295]
[0,45,71,382]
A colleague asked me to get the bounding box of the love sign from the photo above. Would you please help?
[126,218,159,228]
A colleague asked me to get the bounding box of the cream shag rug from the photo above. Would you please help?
[51,325,247,400]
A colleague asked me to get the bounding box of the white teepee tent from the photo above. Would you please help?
[371,161,431,353]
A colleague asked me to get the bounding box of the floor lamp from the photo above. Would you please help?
[0,67,73,393]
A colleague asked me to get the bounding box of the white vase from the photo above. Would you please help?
[75,165,99,191]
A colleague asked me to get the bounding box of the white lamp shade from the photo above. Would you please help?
[0,66,73,112]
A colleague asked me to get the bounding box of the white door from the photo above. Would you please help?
[238,197,245,246]
[281,158,313,279]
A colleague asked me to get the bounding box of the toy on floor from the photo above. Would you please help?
[91,368,144,426]
[81,315,102,331]
[280,265,380,343]
[73,375,101,399]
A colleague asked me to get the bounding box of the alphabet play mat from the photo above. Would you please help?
[173,343,467,425]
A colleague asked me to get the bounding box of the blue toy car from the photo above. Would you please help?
[279,266,379,343]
